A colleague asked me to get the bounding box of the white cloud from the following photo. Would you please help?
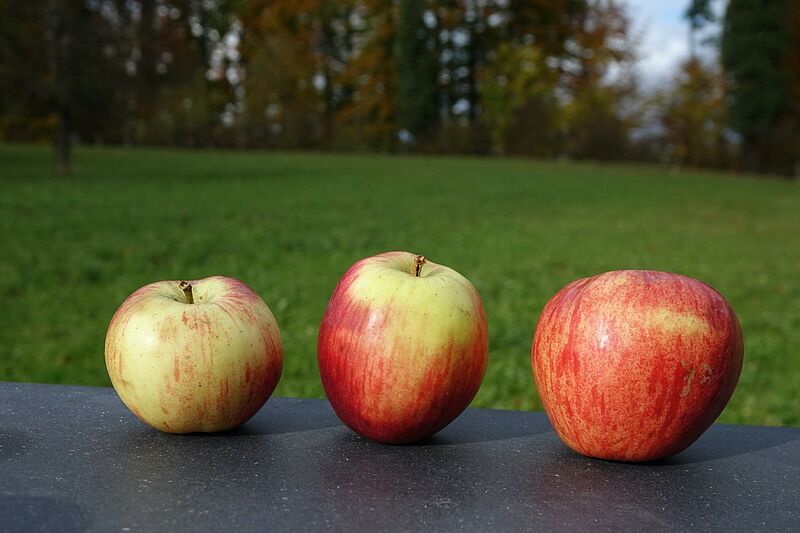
[627,0,690,85]
[626,0,726,86]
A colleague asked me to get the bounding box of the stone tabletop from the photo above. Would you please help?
[0,382,798,532]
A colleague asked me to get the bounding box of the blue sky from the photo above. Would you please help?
[627,0,723,85]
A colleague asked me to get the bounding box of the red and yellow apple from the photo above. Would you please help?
[532,270,743,462]
[105,276,283,433]
[318,251,489,444]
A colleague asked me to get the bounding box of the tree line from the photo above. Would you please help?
[0,0,798,177]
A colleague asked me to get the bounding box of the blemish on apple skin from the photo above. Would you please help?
[700,363,713,384]
[680,367,696,398]
[173,357,181,382]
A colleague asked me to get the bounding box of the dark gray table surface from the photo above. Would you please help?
[1,382,798,532]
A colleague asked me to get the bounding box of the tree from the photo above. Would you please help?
[123,0,242,147]
[0,2,53,144]
[559,0,638,160]
[0,0,118,174]
[239,1,331,149]
[653,57,731,169]
[479,43,558,155]
[684,0,714,57]
[333,0,399,150]
[395,0,439,143]
[0,0,244,166]
[436,0,587,154]
[721,0,796,174]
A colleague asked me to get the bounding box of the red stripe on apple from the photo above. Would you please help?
[318,251,489,444]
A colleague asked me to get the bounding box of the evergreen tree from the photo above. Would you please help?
[395,0,439,143]
[721,0,794,173]
[684,0,714,56]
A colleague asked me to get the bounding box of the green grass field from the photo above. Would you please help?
[1,143,798,426]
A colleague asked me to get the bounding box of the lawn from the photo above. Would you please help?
[1,143,798,426]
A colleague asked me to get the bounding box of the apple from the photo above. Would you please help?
[318,251,489,444]
[105,276,283,433]
[532,270,744,462]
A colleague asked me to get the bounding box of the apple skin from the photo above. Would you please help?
[318,251,489,444]
[105,276,283,433]
[532,270,743,462]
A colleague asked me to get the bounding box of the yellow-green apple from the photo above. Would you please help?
[318,251,489,444]
[105,276,283,433]
[532,270,744,462]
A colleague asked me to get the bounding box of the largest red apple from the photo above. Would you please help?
[318,251,489,444]
[532,270,743,462]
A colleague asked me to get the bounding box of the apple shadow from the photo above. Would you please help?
[222,397,343,437]
[314,430,489,502]
[424,407,554,445]
[120,398,344,439]
[643,423,800,466]
[174,402,554,443]
[337,408,555,447]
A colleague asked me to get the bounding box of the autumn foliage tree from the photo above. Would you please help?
[653,58,731,169]
[1,0,798,176]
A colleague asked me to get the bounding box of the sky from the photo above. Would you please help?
[626,0,723,86]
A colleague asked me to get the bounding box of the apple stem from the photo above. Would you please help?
[178,281,194,304]
[414,255,426,277]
